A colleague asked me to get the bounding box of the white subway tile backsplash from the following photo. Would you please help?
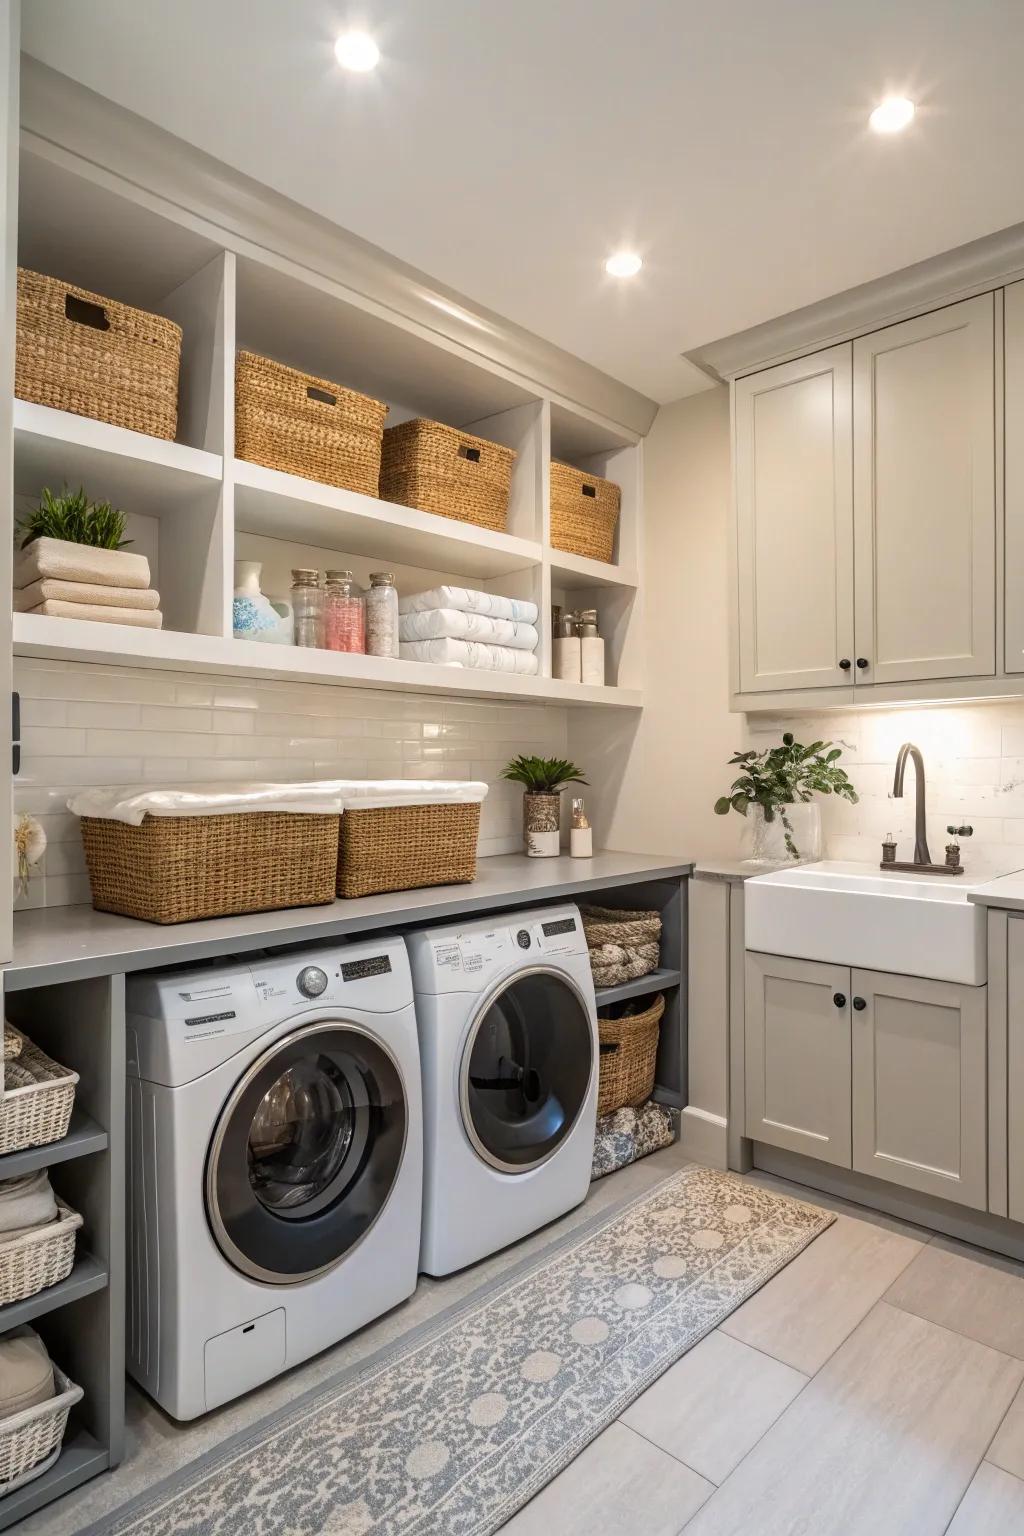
[15,658,567,907]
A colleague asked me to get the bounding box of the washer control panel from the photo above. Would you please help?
[297,965,329,998]
[420,904,587,986]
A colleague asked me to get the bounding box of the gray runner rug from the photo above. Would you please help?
[88,1167,834,1536]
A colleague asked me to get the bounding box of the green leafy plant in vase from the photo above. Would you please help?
[502,755,588,859]
[18,486,131,550]
[713,733,858,862]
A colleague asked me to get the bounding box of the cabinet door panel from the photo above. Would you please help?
[1005,282,1024,673]
[735,346,854,693]
[745,952,851,1166]
[1007,918,1024,1222]
[853,294,996,685]
[851,968,986,1210]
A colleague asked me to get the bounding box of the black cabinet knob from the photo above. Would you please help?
[853,996,867,1011]
[839,658,852,671]
[833,992,846,1008]
[856,657,869,670]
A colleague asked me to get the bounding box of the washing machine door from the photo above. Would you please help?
[461,967,594,1174]
[206,1021,407,1283]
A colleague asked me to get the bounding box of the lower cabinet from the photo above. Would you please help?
[746,952,987,1211]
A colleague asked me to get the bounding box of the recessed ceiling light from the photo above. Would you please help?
[334,31,380,72]
[869,96,916,134]
[605,252,643,278]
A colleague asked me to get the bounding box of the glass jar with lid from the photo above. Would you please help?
[365,572,399,658]
[323,570,365,653]
[290,569,324,648]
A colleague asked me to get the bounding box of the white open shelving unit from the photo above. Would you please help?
[11,139,646,710]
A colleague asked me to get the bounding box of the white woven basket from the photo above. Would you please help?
[0,1199,81,1308]
[0,1031,77,1156]
[0,1366,82,1491]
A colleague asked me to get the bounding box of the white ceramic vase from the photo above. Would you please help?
[232,561,293,645]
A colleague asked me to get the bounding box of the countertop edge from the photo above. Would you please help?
[3,851,693,991]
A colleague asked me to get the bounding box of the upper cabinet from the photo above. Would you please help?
[734,346,853,694]
[853,296,996,686]
[732,294,998,708]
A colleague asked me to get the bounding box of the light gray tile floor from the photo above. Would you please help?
[24,1148,1024,1536]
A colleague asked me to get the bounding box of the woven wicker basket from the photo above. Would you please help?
[379,419,517,533]
[16,268,182,440]
[0,1366,82,1491]
[597,993,665,1115]
[550,461,621,563]
[581,904,662,987]
[235,351,388,495]
[80,811,340,925]
[337,802,481,899]
[0,1199,82,1309]
[0,1033,78,1157]
[2,1028,21,1063]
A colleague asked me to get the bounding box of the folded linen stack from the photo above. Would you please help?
[398,585,540,675]
[13,537,163,629]
[0,1171,59,1245]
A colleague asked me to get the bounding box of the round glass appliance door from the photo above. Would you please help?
[461,969,594,1174]
[206,1022,406,1283]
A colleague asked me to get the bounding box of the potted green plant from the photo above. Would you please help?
[502,755,588,858]
[14,486,150,594]
[713,733,858,862]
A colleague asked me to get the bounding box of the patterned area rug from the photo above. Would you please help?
[90,1168,833,1536]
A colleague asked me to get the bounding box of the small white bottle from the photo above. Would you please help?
[579,609,605,686]
[553,613,582,682]
[570,797,593,858]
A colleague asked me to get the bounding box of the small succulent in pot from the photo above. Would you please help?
[502,755,588,859]
[714,732,858,862]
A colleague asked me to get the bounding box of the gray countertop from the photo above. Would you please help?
[968,871,1024,912]
[3,850,692,991]
[693,859,760,883]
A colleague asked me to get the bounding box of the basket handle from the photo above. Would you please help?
[599,1042,620,1056]
[581,483,597,499]
[306,385,338,406]
[458,443,482,463]
[65,293,110,332]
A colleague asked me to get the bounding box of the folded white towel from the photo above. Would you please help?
[0,1171,57,1237]
[398,585,538,624]
[68,780,488,824]
[15,537,150,590]
[398,608,539,651]
[400,638,541,674]
[23,601,164,628]
[14,580,161,612]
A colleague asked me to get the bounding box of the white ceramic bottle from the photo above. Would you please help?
[553,613,581,682]
[579,610,605,686]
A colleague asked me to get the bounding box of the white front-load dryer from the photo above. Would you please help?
[125,935,421,1419]
[407,904,597,1276]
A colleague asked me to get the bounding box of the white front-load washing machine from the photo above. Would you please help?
[125,935,422,1419]
[407,904,597,1276]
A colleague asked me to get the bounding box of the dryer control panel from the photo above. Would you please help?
[413,904,587,992]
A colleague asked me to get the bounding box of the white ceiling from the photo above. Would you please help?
[20,0,1024,404]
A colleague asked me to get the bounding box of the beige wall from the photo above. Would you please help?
[570,383,743,863]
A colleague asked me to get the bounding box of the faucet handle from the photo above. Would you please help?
[947,824,974,838]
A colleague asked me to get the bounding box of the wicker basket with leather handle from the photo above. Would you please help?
[597,993,665,1115]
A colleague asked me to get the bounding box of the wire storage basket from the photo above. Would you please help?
[15,268,182,439]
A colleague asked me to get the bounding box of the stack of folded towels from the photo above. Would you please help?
[14,537,163,629]
[398,585,540,675]
[0,1169,59,1244]
[0,1327,57,1423]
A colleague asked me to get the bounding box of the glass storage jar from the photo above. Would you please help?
[365,572,399,659]
[324,570,365,653]
[290,569,324,648]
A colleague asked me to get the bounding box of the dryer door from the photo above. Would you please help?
[461,968,594,1174]
[206,1021,407,1283]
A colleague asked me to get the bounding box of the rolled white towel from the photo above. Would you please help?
[400,637,540,674]
[398,608,539,651]
[398,585,538,624]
